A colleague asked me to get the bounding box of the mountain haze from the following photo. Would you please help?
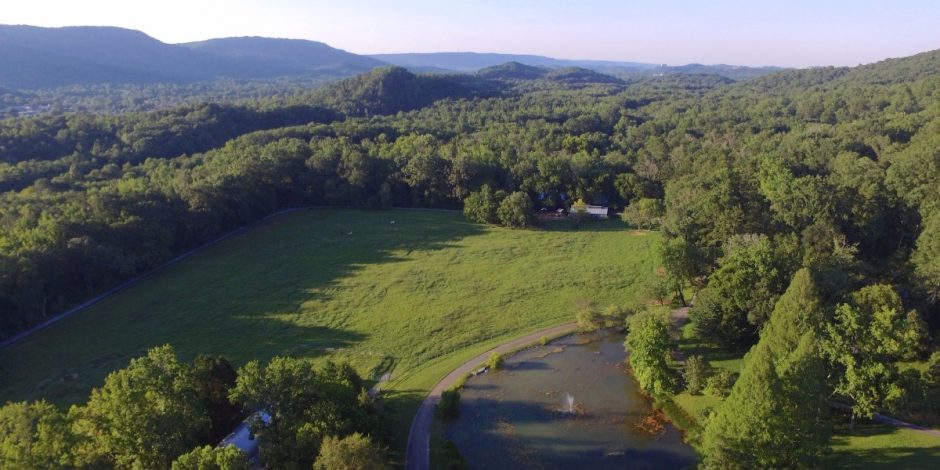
[0,25,786,90]
[0,25,263,88]
[0,25,390,89]
[181,37,386,75]
[370,52,656,73]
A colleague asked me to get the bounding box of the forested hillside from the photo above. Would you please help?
[2,54,939,347]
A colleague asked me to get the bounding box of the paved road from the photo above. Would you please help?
[404,322,578,470]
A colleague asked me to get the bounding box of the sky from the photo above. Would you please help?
[3,0,939,67]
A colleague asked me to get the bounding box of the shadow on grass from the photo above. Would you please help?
[678,334,748,363]
[0,209,487,406]
[829,423,940,469]
[382,388,427,458]
[537,218,640,233]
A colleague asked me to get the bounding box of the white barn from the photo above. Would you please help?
[584,205,609,219]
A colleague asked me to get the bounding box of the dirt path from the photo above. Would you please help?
[669,306,690,364]
[404,322,578,470]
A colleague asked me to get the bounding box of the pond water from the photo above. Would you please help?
[445,331,697,469]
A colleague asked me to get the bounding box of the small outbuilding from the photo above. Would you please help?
[583,205,609,219]
[219,411,272,463]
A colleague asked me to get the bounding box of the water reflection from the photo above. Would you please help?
[446,331,697,469]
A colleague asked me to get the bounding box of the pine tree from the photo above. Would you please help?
[701,268,831,468]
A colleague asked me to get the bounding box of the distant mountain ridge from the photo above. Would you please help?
[0,25,390,89]
[181,37,384,75]
[0,24,785,90]
[370,52,657,73]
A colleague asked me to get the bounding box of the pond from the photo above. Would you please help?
[445,331,698,469]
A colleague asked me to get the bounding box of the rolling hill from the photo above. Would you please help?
[0,24,785,89]
[0,25,389,89]
[180,36,385,75]
[370,51,656,73]
[0,25,258,88]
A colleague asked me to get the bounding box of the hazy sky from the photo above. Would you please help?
[4,0,939,67]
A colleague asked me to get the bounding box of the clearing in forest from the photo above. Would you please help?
[0,209,659,422]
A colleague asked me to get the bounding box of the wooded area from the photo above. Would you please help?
[2,48,940,466]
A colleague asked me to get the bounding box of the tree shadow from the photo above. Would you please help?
[0,209,486,406]
[829,423,940,469]
[505,360,554,372]
[538,218,640,233]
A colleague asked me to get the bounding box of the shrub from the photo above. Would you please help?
[453,373,471,390]
[704,369,736,398]
[602,304,632,328]
[683,355,710,395]
[621,198,664,229]
[496,191,534,228]
[575,300,602,332]
[462,185,500,224]
[485,352,504,370]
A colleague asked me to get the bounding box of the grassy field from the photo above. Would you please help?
[827,423,940,468]
[0,208,660,446]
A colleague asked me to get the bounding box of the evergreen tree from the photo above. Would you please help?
[701,269,831,468]
[702,336,828,469]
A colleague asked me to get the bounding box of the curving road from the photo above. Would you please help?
[404,322,578,470]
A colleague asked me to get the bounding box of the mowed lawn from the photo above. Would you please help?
[0,209,659,412]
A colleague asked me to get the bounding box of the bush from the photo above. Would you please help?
[453,373,471,390]
[704,369,736,398]
[485,352,504,370]
[575,300,602,332]
[496,191,534,228]
[621,198,664,229]
[437,389,460,421]
[462,185,500,224]
[602,304,632,328]
[683,355,710,395]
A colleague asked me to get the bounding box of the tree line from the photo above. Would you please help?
[0,345,390,469]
